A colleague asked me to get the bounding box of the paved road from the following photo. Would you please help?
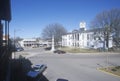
[18,48,120,81]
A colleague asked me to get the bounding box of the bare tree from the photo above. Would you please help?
[91,8,120,48]
[42,23,67,45]
[10,36,23,43]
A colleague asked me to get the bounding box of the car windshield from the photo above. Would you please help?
[33,67,39,70]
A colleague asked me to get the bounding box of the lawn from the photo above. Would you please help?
[59,47,120,53]
[59,47,99,53]
[99,66,120,77]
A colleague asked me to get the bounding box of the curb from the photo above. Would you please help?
[97,68,120,78]
[67,52,120,55]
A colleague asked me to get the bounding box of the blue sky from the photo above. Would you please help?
[10,0,120,38]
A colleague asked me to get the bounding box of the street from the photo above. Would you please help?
[17,47,120,81]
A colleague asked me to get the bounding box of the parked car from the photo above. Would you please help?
[26,64,47,80]
[39,44,43,47]
[12,47,24,52]
[44,47,51,50]
[33,64,47,72]
[53,50,66,54]
[16,47,24,51]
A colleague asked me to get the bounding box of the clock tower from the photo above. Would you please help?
[79,21,86,30]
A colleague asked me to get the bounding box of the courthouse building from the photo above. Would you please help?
[62,22,113,49]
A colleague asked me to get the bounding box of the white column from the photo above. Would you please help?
[51,35,55,51]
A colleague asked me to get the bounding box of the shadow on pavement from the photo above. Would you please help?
[11,56,32,81]
[27,74,49,81]
[38,74,49,81]
[11,55,49,81]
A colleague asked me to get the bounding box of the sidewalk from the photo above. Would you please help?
[12,51,120,59]
[67,52,120,55]
[12,50,51,59]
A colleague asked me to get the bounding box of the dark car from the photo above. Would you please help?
[12,47,24,52]
[54,50,66,54]
[44,47,51,50]
[16,47,24,51]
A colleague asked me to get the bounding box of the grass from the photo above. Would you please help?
[99,66,120,77]
[21,53,29,55]
[16,52,30,58]
[59,47,99,53]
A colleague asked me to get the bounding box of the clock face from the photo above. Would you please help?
[80,22,86,28]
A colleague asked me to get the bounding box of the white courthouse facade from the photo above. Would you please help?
[62,22,113,49]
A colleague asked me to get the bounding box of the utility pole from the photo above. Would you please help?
[12,29,16,59]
